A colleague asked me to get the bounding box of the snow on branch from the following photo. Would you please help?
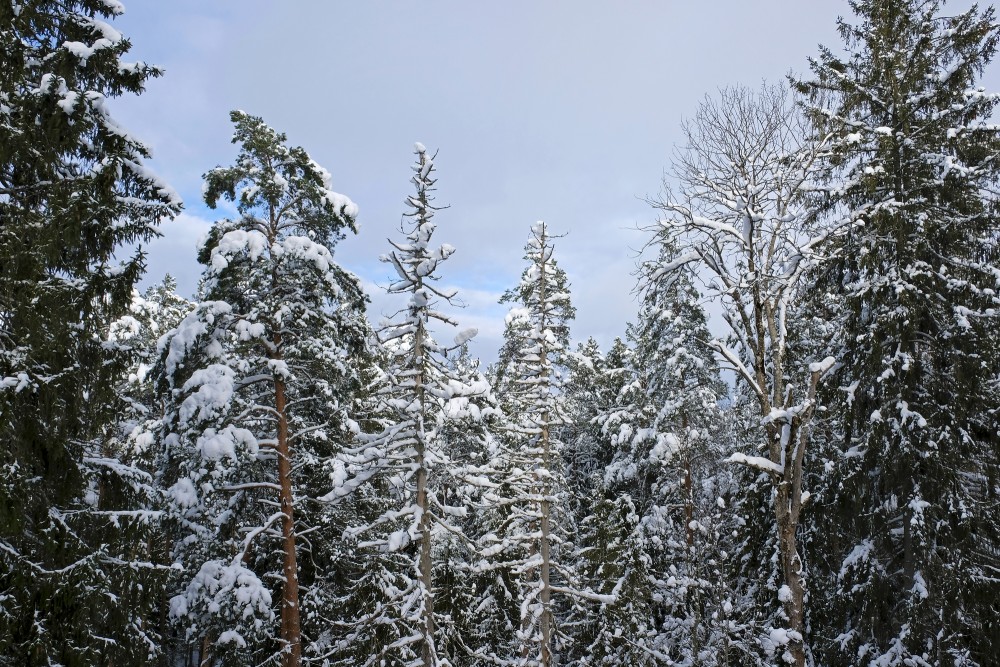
[726,452,785,476]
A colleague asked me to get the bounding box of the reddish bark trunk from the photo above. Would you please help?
[274,370,302,667]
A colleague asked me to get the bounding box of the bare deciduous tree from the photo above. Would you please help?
[649,83,846,667]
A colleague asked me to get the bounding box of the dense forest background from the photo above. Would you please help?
[2,1,999,666]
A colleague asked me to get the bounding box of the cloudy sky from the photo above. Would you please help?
[106,1,994,361]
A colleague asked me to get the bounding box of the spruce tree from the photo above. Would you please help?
[478,221,587,667]
[795,1,1000,663]
[0,2,180,663]
[562,337,625,501]
[331,144,498,667]
[561,338,658,666]
[626,242,730,665]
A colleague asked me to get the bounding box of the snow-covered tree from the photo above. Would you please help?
[99,277,195,662]
[562,240,732,665]
[649,84,842,666]
[331,144,498,667]
[112,276,195,444]
[561,337,627,500]
[556,339,649,666]
[479,221,586,667]
[795,1,1000,663]
[0,1,180,662]
[154,112,369,667]
[624,241,731,665]
[622,239,727,541]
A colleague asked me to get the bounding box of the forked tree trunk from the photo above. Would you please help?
[766,366,822,667]
[774,463,806,667]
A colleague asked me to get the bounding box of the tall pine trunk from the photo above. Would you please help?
[269,201,301,667]
[274,369,301,667]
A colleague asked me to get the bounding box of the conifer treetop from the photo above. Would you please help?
[203,110,358,245]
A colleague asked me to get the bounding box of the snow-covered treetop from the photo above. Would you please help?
[194,113,366,312]
[797,0,1000,238]
[502,221,575,353]
[203,110,358,249]
[379,143,461,336]
[496,221,576,430]
[651,84,840,406]
[1,0,181,308]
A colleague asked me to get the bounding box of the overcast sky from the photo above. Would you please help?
[107,1,996,362]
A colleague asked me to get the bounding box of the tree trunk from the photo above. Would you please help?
[416,450,434,667]
[536,226,554,667]
[415,319,435,667]
[539,423,553,667]
[266,201,301,667]
[775,483,807,667]
[417,460,434,667]
[274,364,301,667]
[198,633,212,667]
[683,412,694,549]
[769,369,821,667]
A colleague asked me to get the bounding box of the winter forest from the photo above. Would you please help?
[3,1,1000,666]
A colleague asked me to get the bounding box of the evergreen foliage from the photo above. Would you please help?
[331,144,498,667]
[2,1,999,664]
[480,221,587,667]
[796,1,1000,663]
[0,1,179,663]
[154,112,368,667]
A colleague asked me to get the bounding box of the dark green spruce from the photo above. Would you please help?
[0,1,179,664]
[796,1,1000,664]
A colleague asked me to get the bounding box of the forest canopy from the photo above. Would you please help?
[1,1,998,666]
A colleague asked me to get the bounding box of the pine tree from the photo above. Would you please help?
[0,2,180,663]
[154,112,368,667]
[573,493,655,666]
[795,2,1000,663]
[627,240,726,543]
[433,344,504,667]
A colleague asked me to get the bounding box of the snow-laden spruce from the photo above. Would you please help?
[329,144,499,667]
[478,222,600,667]
[0,1,181,663]
[152,112,370,667]
[568,236,737,665]
[795,2,1000,664]
[558,338,658,666]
